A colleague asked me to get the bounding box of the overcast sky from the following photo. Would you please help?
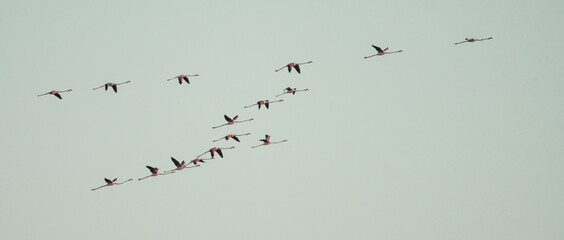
[1,0,563,239]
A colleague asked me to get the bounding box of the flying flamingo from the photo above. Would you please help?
[37,89,72,100]
[275,61,313,74]
[91,178,133,191]
[212,115,254,129]
[197,146,235,159]
[364,45,403,59]
[276,87,309,97]
[213,133,251,142]
[164,157,201,173]
[455,37,493,45]
[244,99,283,109]
[251,135,288,148]
[167,74,199,85]
[189,157,212,165]
[138,165,174,181]
[92,81,131,93]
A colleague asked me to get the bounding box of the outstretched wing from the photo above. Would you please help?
[171,157,180,167]
[372,45,383,53]
[224,114,232,122]
[265,135,271,141]
[232,136,240,142]
[104,178,112,184]
[216,149,223,158]
[146,165,156,173]
[111,85,117,93]
[294,64,301,73]
[54,92,62,99]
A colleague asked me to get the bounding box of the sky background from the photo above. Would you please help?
[1,0,563,239]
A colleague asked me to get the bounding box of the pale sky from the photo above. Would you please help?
[1,1,563,239]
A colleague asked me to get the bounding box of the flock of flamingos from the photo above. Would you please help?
[37,37,493,191]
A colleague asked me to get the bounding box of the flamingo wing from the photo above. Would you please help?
[171,157,180,167]
[216,149,223,158]
[146,165,156,173]
[232,115,239,121]
[265,102,270,109]
[224,115,232,122]
[372,45,383,53]
[293,64,301,73]
[53,92,62,99]
[232,136,240,142]
[104,178,112,184]
[286,65,292,72]
[104,84,109,91]
[183,76,190,84]
[111,85,117,93]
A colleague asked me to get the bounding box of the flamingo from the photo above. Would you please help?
[251,135,288,148]
[138,165,174,181]
[91,178,133,191]
[37,89,72,100]
[455,37,493,45]
[213,133,251,142]
[275,61,313,74]
[212,115,254,129]
[197,146,235,159]
[167,74,199,85]
[276,87,309,97]
[92,81,131,93]
[189,157,212,165]
[164,157,201,173]
[364,45,403,59]
[244,99,283,109]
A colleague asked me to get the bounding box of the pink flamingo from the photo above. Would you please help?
[189,157,212,165]
[212,115,254,129]
[91,178,133,191]
[276,87,309,97]
[364,45,403,59]
[92,81,131,93]
[197,146,235,159]
[455,37,493,45]
[37,89,72,100]
[213,133,251,142]
[167,74,199,85]
[275,61,313,74]
[244,99,283,109]
[251,135,288,148]
[138,165,174,181]
[164,157,200,173]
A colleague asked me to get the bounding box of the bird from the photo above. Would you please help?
[212,115,254,129]
[275,61,313,73]
[138,165,174,181]
[213,133,251,142]
[37,89,72,100]
[92,81,131,93]
[164,157,200,173]
[455,37,493,45]
[91,178,133,191]
[244,99,283,109]
[364,45,403,59]
[276,87,309,97]
[167,74,199,84]
[189,157,212,166]
[197,146,235,159]
[251,135,288,148]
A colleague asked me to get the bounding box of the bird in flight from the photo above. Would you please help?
[364,45,403,59]
[251,135,288,148]
[197,146,235,159]
[213,133,251,142]
[455,37,493,45]
[276,87,309,97]
[275,61,313,74]
[92,81,131,93]
[37,89,72,100]
[138,165,174,181]
[164,157,201,174]
[212,115,254,129]
[167,74,199,85]
[244,99,283,110]
[91,178,133,191]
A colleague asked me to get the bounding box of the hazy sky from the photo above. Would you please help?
[1,1,563,239]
